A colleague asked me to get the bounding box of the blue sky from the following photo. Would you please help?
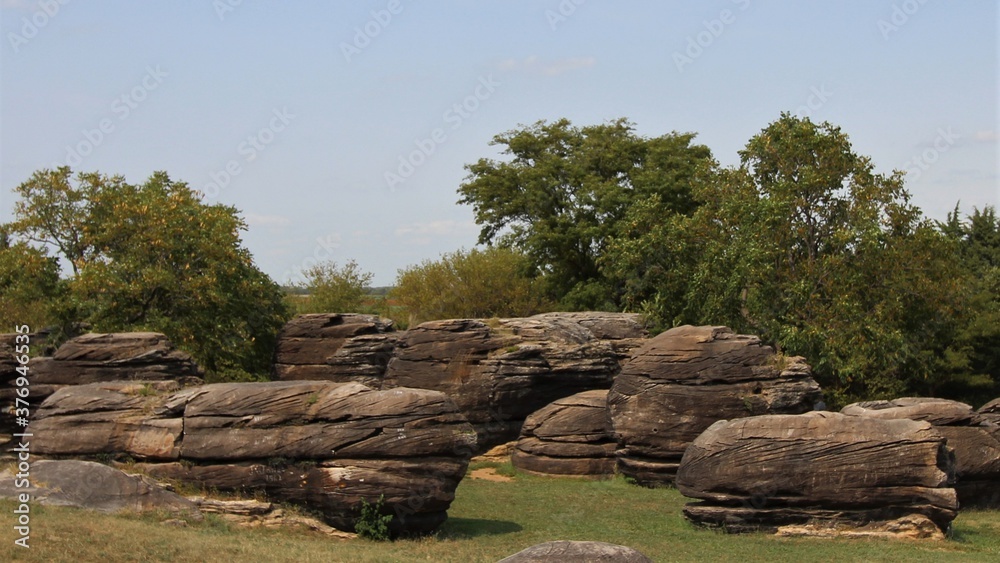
[1,1,997,286]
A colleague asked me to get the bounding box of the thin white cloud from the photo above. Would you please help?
[244,212,291,228]
[498,55,597,76]
[394,219,477,238]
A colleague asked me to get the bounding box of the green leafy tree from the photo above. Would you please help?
[611,114,970,405]
[392,246,553,325]
[0,226,62,331]
[458,118,714,310]
[293,259,374,314]
[5,167,289,379]
[939,205,1000,405]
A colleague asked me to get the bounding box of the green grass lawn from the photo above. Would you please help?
[2,462,998,562]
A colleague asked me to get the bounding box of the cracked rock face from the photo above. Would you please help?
[383,314,638,451]
[608,325,824,486]
[676,412,958,534]
[511,389,616,478]
[271,314,398,388]
[29,332,204,385]
[29,380,476,536]
[842,397,1000,508]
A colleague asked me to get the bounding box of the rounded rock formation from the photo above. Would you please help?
[676,412,958,534]
[511,389,616,478]
[609,325,823,485]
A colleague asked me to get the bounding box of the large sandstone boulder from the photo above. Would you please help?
[384,315,626,450]
[511,390,615,478]
[28,332,203,386]
[842,397,1000,507]
[29,380,476,536]
[497,541,653,563]
[0,460,199,516]
[609,325,823,485]
[677,412,958,534]
[271,313,398,387]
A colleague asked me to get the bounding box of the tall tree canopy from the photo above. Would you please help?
[458,118,714,310]
[939,205,1000,404]
[607,114,973,405]
[5,167,289,379]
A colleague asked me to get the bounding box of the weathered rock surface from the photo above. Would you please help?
[28,332,203,386]
[0,460,199,516]
[842,397,1000,507]
[609,325,823,485]
[272,313,398,387]
[530,312,649,360]
[774,514,945,540]
[497,541,654,563]
[980,398,1000,425]
[29,380,476,536]
[30,381,185,460]
[384,316,626,449]
[676,412,958,534]
[842,397,979,426]
[511,390,616,478]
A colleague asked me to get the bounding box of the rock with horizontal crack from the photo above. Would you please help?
[842,396,1000,507]
[28,332,203,387]
[271,313,398,388]
[512,389,616,478]
[609,325,823,485]
[676,412,958,534]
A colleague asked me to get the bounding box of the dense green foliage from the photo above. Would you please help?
[392,246,552,325]
[464,114,996,407]
[605,115,986,405]
[939,206,1000,405]
[4,167,289,379]
[0,227,62,332]
[290,259,374,315]
[458,118,713,310]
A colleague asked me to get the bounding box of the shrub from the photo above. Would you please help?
[354,495,393,541]
[392,247,553,325]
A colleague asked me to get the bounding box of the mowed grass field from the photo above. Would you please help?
[2,462,999,563]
